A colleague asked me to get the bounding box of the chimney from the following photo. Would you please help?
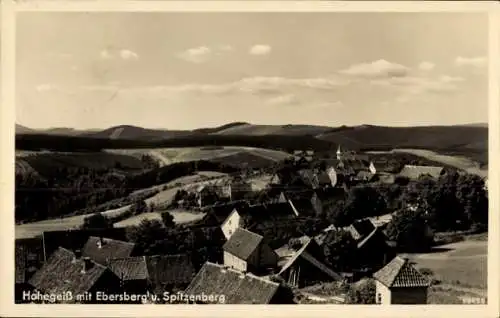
[81,257,93,273]
[97,237,104,248]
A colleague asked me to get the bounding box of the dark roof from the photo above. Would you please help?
[234,202,298,224]
[278,237,342,281]
[356,170,375,181]
[348,219,376,241]
[398,165,444,180]
[108,256,148,281]
[297,169,319,189]
[185,262,280,304]
[145,254,196,286]
[28,247,109,297]
[204,201,250,224]
[82,236,135,265]
[373,256,430,288]
[223,228,263,261]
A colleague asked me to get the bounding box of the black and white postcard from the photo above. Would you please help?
[1,1,499,317]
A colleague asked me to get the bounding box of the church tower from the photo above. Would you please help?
[336,145,342,160]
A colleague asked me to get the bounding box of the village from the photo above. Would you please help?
[15,145,487,305]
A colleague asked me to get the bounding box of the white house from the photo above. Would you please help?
[373,256,430,305]
[222,228,278,273]
[221,202,298,240]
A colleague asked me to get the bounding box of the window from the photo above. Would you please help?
[377,293,382,304]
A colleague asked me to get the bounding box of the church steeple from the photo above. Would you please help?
[336,145,342,160]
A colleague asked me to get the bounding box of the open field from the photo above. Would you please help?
[113,209,205,228]
[15,205,130,240]
[367,148,487,178]
[402,240,487,289]
[105,146,290,168]
[213,123,333,136]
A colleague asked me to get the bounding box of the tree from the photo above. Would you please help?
[82,212,113,230]
[385,207,434,252]
[346,279,376,304]
[338,186,387,226]
[322,229,357,272]
[126,219,170,254]
[131,199,148,215]
[161,211,175,228]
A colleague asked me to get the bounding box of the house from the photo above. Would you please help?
[195,184,219,208]
[184,262,295,304]
[279,190,322,217]
[108,254,196,295]
[221,202,298,240]
[28,247,121,304]
[108,256,149,295]
[145,254,196,293]
[82,236,137,266]
[316,219,395,274]
[373,256,430,304]
[297,167,337,189]
[221,178,253,201]
[397,165,445,180]
[222,228,278,274]
[199,200,250,226]
[277,237,342,288]
[41,228,128,261]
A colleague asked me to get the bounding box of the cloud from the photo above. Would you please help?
[35,84,57,92]
[100,49,139,60]
[120,50,139,60]
[249,45,271,56]
[439,75,465,83]
[178,46,212,63]
[266,94,297,105]
[100,49,113,60]
[371,74,463,96]
[455,56,487,68]
[339,59,410,78]
[418,61,435,71]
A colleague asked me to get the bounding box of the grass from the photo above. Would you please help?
[15,171,227,239]
[106,146,290,168]
[15,205,130,239]
[404,240,487,289]
[113,209,206,228]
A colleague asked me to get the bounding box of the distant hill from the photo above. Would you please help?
[15,124,35,134]
[15,124,97,136]
[15,122,488,165]
[213,123,333,136]
[83,125,192,140]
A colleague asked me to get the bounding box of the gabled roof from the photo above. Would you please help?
[278,237,342,281]
[348,219,376,241]
[233,202,298,224]
[145,254,196,286]
[185,262,280,304]
[297,169,319,189]
[223,228,263,261]
[82,236,135,265]
[204,200,249,224]
[398,165,444,180]
[28,247,110,297]
[108,256,149,281]
[373,256,430,288]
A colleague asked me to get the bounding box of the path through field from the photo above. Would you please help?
[15,172,229,239]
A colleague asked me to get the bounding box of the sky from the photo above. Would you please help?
[16,12,489,130]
